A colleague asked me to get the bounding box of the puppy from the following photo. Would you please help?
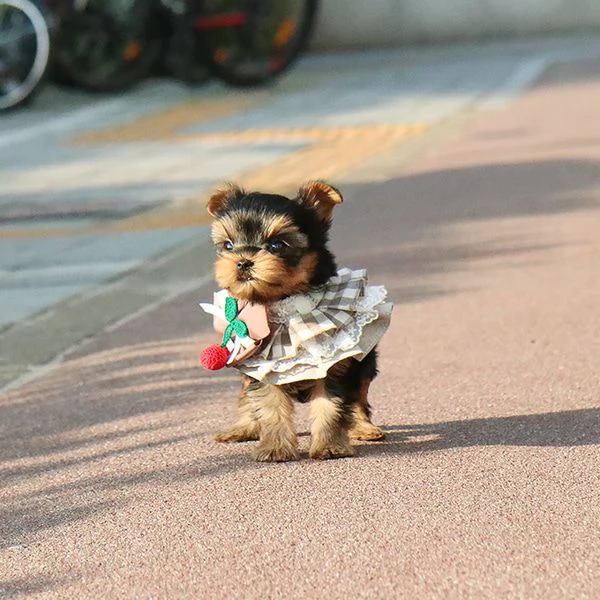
[204,181,392,461]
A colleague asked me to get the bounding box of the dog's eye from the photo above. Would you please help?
[267,239,287,253]
[222,241,234,252]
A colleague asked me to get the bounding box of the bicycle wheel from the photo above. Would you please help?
[195,0,318,87]
[52,0,162,92]
[161,5,211,86]
[0,0,50,110]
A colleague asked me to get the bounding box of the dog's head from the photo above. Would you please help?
[207,181,343,304]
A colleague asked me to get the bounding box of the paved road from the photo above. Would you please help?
[1,37,600,599]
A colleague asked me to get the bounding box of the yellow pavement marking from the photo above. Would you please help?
[180,123,425,143]
[70,94,268,145]
[1,122,427,240]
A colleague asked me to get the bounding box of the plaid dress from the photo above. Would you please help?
[239,268,393,384]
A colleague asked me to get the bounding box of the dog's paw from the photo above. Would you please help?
[215,423,260,443]
[309,441,355,460]
[214,426,260,443]
[252,444,300,462]
[349,422,386,441]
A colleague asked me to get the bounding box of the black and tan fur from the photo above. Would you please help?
[207,181,384,461]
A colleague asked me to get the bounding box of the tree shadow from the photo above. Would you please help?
[335,159,600,253]
[0,326,270,556]
[330,158,600,303]
[0,574,74,599]
[0,336,233,463]
[358,408,600,456]
[0,451,257,544]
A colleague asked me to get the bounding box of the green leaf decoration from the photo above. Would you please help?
[221,319,249,346]
[222,323,235,346]
[233,320,249,337]
[224,296,238,321]
[220,296,249,347]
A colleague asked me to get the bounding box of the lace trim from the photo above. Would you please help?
[243,283,390,378]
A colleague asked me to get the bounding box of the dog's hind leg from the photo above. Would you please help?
[309,381,355,460]
[214,376,260,443]
[348,379,386,441]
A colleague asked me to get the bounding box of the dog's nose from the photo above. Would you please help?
[237,259,254,272]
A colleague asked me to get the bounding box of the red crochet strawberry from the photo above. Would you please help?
[200,344,230,370]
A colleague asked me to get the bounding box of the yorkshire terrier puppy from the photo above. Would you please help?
[205,181,392,462]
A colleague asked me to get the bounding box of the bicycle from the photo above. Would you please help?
[47,0,318,93]
[0,0,51,110]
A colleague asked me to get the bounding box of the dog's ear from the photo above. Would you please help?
[296,181,343,222]
[207,183,245,217]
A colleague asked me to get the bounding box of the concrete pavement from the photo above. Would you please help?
[1,37,600,599]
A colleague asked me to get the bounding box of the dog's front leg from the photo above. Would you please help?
[246,381,300,462]
[309,381,355,460]
[214,376,260,443]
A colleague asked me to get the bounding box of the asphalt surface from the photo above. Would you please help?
[1,45,600,599]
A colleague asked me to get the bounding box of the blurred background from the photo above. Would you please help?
[313,0,600,48]
[3,0,600,111]
[1,0,600,387]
